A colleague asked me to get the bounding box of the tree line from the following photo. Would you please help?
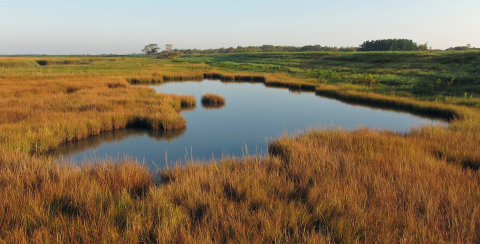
[159,45,358,55]
[144,40,477,55]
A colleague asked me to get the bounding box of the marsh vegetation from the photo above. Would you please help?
[0,52,479,242]
[177,51,480,105]
[201,93,225,105]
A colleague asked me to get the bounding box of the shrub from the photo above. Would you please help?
[352,73,379,86]
[303,68,341,83]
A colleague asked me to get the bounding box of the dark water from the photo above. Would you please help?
[54,80,447,169]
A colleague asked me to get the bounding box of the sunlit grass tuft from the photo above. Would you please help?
[201,93,225,105]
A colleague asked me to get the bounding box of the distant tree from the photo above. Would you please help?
[142,44,160,55]
[260,45,275,52]
[418,42,429,51]
[167,44,361,54]
[236,46,245,52]
[358,39,418,51]
[339,46,357,52]
[300,45,318,51]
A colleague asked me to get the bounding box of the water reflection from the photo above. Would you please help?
[50,128,185,160]
[202,103,226,110]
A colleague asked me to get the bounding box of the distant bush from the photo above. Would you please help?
[339,46,358,52]
[352,74,380,86]
[418,42,429,51]
[303,68,341,82]
[445,44,478,51]
[157,52,182,59]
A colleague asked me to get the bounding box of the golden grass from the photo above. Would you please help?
[0,77,193,155]
[0,59,40,68]
[0,56,479,242]
[127,73,204,84]
[201,93,225,105]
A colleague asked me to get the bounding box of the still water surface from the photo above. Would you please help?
[54,80,447,170]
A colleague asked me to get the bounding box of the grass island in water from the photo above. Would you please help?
[201,93,226,105]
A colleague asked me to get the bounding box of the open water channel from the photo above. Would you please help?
[53,80,447,170]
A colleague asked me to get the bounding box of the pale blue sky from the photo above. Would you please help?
[1,0,479,54]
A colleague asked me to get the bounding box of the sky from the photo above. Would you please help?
[1,0,479,55]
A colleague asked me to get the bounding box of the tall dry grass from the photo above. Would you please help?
[0,77,195,155]
[0,56,479,242]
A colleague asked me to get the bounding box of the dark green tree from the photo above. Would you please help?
[358,39,418,51]
[142,44,160,55]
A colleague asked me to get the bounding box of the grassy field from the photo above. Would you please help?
[177,51,480,106]
[0,53,479,243]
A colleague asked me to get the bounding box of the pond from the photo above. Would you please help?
[53,80,447,170]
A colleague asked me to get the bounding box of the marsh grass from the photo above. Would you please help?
[177,94,197,107]
[181,51,480,105]
[0,59,40,68]
[127,73,204,84]
[0,58,203,155]
[201,93,225,105]
[0,55,480,242]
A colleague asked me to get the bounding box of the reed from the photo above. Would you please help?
[201,93,226,105]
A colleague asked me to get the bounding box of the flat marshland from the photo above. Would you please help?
[0,52,479,243]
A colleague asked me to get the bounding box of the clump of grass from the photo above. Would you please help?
[201,93,225,105]
[352,73,379,86]
[177,95,196,107]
